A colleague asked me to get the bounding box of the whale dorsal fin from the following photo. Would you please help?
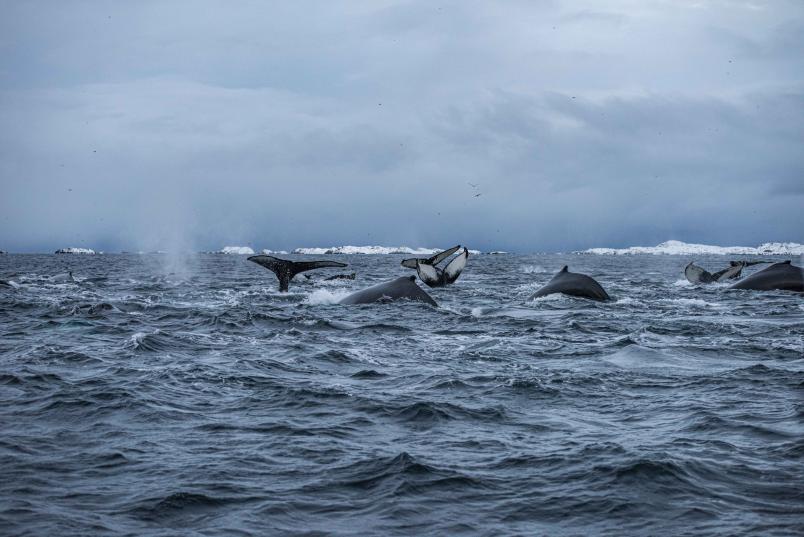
[560,266,569,273]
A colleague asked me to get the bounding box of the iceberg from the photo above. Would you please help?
[292,245,482,255]
[581,240,804,256]
[55,247,96,254]
[219,246,255,255]
[293,245,442,255]
[261,249,289,255]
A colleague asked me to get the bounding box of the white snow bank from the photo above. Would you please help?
[293,245,441,255]
[581,240,803,256]
[293,245,482,255]
[55,247,95,254]
[220,246,255,255]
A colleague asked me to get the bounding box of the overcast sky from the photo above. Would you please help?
[1,0,802,253]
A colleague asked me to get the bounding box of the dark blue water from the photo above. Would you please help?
[1,253,802,536]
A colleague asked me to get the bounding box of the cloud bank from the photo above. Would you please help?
[1,0,802,252]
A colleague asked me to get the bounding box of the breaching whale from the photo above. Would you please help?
[684,260,766,284]
[401,245,469,288]
[728,261,804,292]
[339,276,437,306]
[529,266,610,302]
[248,255,348,292]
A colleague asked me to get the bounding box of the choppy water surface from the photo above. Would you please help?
[1,253,802,536]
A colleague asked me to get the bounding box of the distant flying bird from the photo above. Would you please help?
[474,193,482,197]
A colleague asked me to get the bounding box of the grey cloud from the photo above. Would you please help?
[0,1,802,253]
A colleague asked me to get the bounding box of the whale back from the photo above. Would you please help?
[729,261,803,292]
[530,266,610,302]
[339,276,437,306]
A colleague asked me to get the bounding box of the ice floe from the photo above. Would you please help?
[581,240,803,256]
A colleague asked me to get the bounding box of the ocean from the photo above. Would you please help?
[1,252,802,536]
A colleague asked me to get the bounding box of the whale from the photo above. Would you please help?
[401,245,461,270]
[248,255,348,292]
[339,276,437,306]
[728,261,804,292]
[401,246,469,288]
[303,272,356,281]
[529,266,610,302]
[685,260,767,284]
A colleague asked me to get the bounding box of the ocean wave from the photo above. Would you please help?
[130,491,233,521]
[312,452,484,495]
[521,264,549,273]
[660,298,718,308]
[382,400,508,425]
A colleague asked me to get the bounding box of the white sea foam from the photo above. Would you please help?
[661,298,715,307]
[304,288,351,305]
[292,245,482,255]
[219,246,254,255]
[521,265,549,274]
[55,247,95,254]
[581,240,804,256]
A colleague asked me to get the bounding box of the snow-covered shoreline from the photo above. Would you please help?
[580,240,803,256]
[55,247,96,254]
[218,246,255,255]
[293,245,483,255]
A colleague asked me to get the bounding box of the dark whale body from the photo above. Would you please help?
[729,261,803,292]
[529,266,610,302]
[339,276,437,306]
[248,255,348,292]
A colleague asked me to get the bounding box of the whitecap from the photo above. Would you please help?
[661,298,715,307]
[521,265,548,274]
[304,288,352,305]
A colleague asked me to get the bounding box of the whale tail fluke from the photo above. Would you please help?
[401,245,461,269]
[711,264,744,282]
[415,261,441,286]
[443,248,469,284]
[685,262,714,284]
[248,255,347,292]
